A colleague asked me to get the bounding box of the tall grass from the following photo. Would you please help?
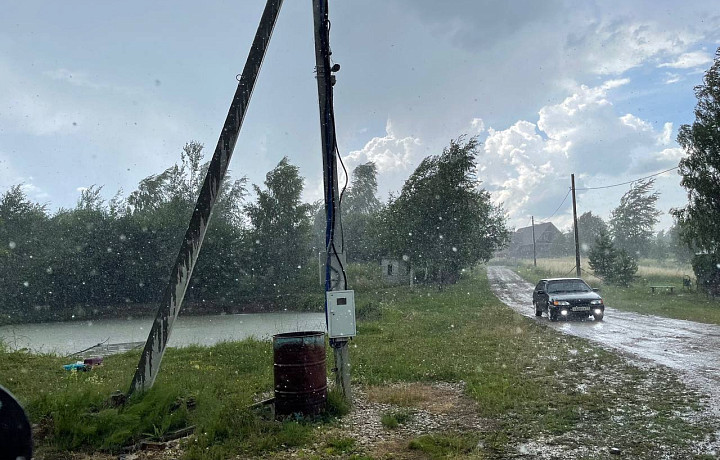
[508,256,694,284]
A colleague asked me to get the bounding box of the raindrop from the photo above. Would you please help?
[452,247,457,252]
[8,241,16,249]
[22,281,29,287]
[119,234,127,241]
[402,255,409,261]
[46,267,53,274]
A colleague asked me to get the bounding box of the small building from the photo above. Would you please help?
[381,257,414,285]
[507,222,562,259]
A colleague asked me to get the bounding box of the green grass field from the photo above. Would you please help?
[1,267,715,458]
[511,257,720,326]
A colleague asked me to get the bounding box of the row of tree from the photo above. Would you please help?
[532,178,686,261]
[0,138,509,323]
[586,47,720,289]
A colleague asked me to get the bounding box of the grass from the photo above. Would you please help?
[408,433,481,459]
[380,409,413,429]
[511,257,720,326]
[0,266,716,458]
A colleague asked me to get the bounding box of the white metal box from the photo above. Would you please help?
[326,290,356,338]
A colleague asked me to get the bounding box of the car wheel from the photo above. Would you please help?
[594,311,604,321]
[534,302,542,317]
[549,308,558,322]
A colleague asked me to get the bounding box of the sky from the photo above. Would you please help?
[1,0,718,232]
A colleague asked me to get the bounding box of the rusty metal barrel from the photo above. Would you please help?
[273,331,327,417]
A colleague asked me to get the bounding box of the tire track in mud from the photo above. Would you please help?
[487,265,720,417]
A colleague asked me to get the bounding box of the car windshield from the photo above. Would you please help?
[547,280,591,293]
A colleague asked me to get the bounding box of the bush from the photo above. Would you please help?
[588,231,638,286]
[692,253,720,296]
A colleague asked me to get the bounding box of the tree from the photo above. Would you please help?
[577,212,608,255]
[588,230,638,286]
[245,157,313,292]
[672,47,720,257]
[646,229,670,261]
[342,162,383,262]
[609,179,661,256]
[588,230,616,280]
[667,223,694,264]
[381,137,509,285]
[0,186,52,319]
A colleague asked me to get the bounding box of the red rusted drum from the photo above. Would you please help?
[273,331,327,417]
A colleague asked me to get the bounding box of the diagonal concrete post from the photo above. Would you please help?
[128,0,284,396]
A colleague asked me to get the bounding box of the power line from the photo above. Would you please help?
[537,187,571,223]
[575,166,678,191]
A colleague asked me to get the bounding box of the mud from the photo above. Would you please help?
[487,266,720,417]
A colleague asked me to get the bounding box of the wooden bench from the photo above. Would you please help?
[650,285,675,294]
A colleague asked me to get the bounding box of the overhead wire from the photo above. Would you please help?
[575,166,678,191]
[532,167,678,223]
[536,187,571,223]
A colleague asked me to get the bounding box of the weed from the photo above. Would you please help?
[325,436,357,454]
[381,409,413,429]
[326,387,351,418]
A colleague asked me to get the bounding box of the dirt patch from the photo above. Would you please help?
[366,382,472,416]
[272,382,486,459]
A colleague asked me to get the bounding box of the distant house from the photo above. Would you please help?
[507,222,562,259]
[381,257,414,285]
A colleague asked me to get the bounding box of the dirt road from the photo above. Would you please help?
[487,266,720,412]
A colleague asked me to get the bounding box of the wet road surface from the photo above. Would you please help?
[487,266,720,410]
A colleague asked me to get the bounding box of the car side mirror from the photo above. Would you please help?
[592,288,600,292]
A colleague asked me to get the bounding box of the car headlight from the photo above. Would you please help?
[552,300,570,306]
[590,299,603,305]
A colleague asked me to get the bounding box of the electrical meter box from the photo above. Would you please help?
[326,290,356,338]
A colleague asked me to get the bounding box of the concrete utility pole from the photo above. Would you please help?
[128,0,284,396]
[531,216,537,267]
[571,174,581,278]
[312,0,351,404]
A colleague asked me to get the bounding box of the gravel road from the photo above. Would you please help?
[487,265,720,414]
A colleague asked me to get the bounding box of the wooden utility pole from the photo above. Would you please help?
[312,0,351,404]
[571,174,581,277]
[127,0,284,396]
[531,216,537,267]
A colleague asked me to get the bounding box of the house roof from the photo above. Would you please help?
[512,222,560,246]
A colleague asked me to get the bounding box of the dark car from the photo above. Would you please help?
[532,278,604,321]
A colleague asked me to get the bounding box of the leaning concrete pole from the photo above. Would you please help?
[312,0,351,404]
[128,0,284,396]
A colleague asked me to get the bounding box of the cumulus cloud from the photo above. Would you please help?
[658,50,713,69]
[470,118,485,134]
[345,119,422,173]
[570,22,699,75]
[480,80,681,227]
